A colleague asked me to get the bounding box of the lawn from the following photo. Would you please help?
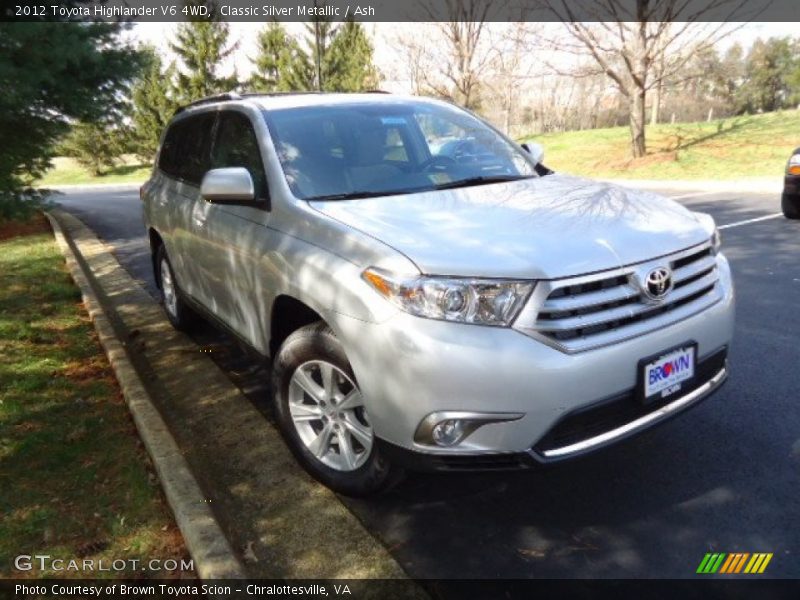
[35,156,151,187]
[526,109,800,180]
[0,216,190,579]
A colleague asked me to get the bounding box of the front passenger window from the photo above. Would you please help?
[212,112,269,201]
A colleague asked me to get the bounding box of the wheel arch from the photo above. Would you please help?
[270,294,325,357]
[148,228,165,289]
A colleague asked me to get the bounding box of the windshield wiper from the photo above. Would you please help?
[306,190,394,201]
[306,175,533,201]
[432,175,534,191]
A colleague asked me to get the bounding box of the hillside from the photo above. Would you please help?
[528,110,799,180]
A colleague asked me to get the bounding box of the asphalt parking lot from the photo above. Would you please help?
[54,184,799,578]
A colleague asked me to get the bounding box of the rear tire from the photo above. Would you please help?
[783,193,800,219]
[155,245,196,332]
[272,322,403,496]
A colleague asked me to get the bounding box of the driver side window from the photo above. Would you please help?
[212,112,269,201]
[415,111,534,176]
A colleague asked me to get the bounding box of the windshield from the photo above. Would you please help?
[261,100,537,200]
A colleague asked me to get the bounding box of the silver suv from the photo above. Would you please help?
[142,92,734,496]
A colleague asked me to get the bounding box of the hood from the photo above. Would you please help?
[310,174,713,279]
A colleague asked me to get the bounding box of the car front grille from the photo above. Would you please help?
[516,242,722,353]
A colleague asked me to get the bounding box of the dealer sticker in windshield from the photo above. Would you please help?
[643,346,695,400]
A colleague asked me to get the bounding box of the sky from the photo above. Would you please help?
[125,21,800,94]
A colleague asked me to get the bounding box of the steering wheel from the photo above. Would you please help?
[420,155,457,172]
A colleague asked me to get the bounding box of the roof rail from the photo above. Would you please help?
[238,90,392,97]
[174,92,242,115]
[238,91,323,98]
[173,89,395,116]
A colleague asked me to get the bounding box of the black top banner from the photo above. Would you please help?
[1,0,798,23]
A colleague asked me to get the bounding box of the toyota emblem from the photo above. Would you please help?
[643,267,673,301]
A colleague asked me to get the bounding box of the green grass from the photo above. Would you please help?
[35,156,150,187]
[0,223,189,579]
[527,109,800,180]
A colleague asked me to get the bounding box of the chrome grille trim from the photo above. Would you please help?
[673,254,716,284]
[514,241,721,353]
[535,365,728,459]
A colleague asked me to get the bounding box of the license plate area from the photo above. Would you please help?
[638,342,697,404]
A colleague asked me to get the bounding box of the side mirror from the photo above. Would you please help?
[521,141,545,165]
[201,167,255,204]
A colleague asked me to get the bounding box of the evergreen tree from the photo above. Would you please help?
[169,21,239,102]
[305,16,338,91]
[325,21,379,92]
[62,120,125,176]
[251,22,296,92]
[262,15,338,91]
[736,38,800,113]
[0,21,143,220]
[128,47,179,163]
[250,13,378,93]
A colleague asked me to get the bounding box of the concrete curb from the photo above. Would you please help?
[46,211,247,581]
[46,208,419,587]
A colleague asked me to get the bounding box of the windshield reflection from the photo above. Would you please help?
[261,100,537,200]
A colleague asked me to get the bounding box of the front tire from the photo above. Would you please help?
[272,322,402,496]
[782,193,800,219]
[155,245,196,331]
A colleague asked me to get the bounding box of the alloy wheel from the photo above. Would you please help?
[288,360,373,471]
[160,258,178,318]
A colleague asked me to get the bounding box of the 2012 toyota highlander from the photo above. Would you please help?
[141,92,735,496]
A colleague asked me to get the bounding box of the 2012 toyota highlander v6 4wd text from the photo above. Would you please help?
[142,92,734,496]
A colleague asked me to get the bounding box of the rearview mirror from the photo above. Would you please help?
[521,141,545,165]
[201,167,255,204]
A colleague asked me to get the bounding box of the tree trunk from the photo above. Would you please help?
[629,88,647,158]
[314,22,322,91]
[650,80,661,125]
[503,94,511,135]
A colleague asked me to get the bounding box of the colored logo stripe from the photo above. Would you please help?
[719,553,749,573]
[697,552,773,574]
[744,553,773,574]
[697,553,726,573]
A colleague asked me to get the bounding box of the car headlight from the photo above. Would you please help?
[787,154,800,176]
[362,268,534,326]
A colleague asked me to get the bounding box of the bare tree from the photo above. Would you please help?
[649,23,668,125]
[539,0,750,158]
[486,23,541,134]
[401,0,504,109]
[398,37,428,95]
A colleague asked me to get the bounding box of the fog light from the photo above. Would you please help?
[414,411,526,447]
[431,419,465,446]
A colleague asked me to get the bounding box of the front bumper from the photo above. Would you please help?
[331,255,735,468]
[376,348,727,471]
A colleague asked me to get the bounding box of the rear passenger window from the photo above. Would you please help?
[212,112,268,200]
[158,121,183,178]
[158,113,216,185]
